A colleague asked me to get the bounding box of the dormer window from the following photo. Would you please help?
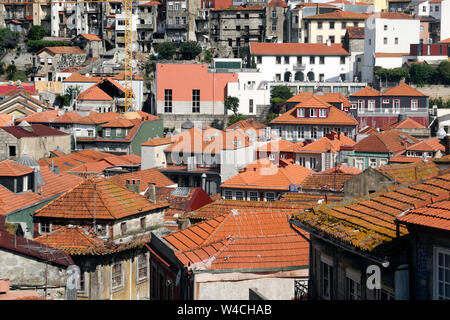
[297,108,305,118]
[310,108,318,117]
[319,109,327,118]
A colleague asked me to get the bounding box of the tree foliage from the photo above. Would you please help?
[374,67,409,82]
[409,63,437,85]
[27,40,70,52]
[179,41,202,60]
[57,86,82,107]
[264,112,279,126]
[203,50,213,63]
[430,97,450,109]
[0,28,20,50]
[228,113,247,126]
[27,26,47,41]
[437,61,450,85]
[224,96,240,115]
[155,42,177,60]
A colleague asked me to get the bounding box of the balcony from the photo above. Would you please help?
[166,23,188,30]
[293,64,306,71]
[137,23,153,29]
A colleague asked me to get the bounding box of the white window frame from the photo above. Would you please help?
[368,100,375,111]
[357,100,365,113]
[39,221,52,235]
[224,190,233,200]
[265,192,275,201]
[116,128,122,136]
[345,268,362,300]
[136,254,149,284]
[297,108,305,118]
[393,99,400,113]
[310,108,318,118]
[382,99,390,104]
[105,128,111,137]
[319,109,326,118]
[235,191,244,201]
[369,158,377,168]
[433,246,450,300]
[249,191,259,201]
[411,99,418,111]
[23,175,28,192]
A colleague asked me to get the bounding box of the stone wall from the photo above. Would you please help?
[0,130,18,161]
[158,114,230,131]
[410,85,450,100]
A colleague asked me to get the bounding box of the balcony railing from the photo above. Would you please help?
[293,64,306,71]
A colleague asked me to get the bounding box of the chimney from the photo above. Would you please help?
[126,179,141,193]
[147,183,156,203]
[201,173,207,191]
[33,168,38,193]
[53,166,60,176]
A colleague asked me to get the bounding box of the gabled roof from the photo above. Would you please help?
[79,33,101,41]
[292,172,450,253]
[257,140,294,153]
[108,168,175,193]
[163,205,309,271]
[34,226,104,250]
[37,46,85,56]
[77,85,112,101]
[267,0,288,7]
[321,164,362,175]
[141,136,174,146]
[220,159,312,191]
[0,124,68,138]
[112,71,144,81]
[377,161,440,184]
[346,26,365,39]
[62,72,102,83]
[0,185,45,215]
[394,117,426,129]
[301,173,356,191]
[294,133,355,153]
[34,178,168,220]
[15,110,60,124]
[287,91,351,107]
[0,160,33,177]
[250,43,349,56]
[396,197,450,232]
[382,82,427,97]
[52,111,85,124]
[349,85,380,97]
[440,37,450,44]
[226,118,266,131]
[38,166,84,198]
[270,104,357,126]
[305,10,368,20]
[406,137,445,152]
[352,129,419,153]
[101,118,134,128]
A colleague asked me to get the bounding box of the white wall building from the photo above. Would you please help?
[249,42,352,83]
[412,0,442,20]
[362,12,420,83]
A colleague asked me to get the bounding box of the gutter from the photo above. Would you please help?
[190,264,308,275]
[289,216,390,268]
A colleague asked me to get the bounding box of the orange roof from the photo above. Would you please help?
[271,104,357,126]
[164,205,309,271]
[142,136,174,146]
[220,159,312,191]
[295,134,355,154]
[226,118,266,131]
[37,46,85,55]
[350,85,380,97]
[301,172,356,191]
[382,82,427,97]
[52,111,85,124]
[112,71,144,81]
[78,111,122,125]
[375,12,416,19]
[305,10,368,20]
[378,161,440,184]
[34,226,104,249]
[34,178,168,220]
[293,172,450,252]
[139,1,162,5]
[353,129,419,153]
[257,140,294,153]
[62,72,102,83]
[375,52,409,58]
[123,111,160,121]
[321,164,362,175]
[250,42,349,56]
[59,66,84,73]
[101,118,134,128]
[287,92,351,107]
[0,114,12,126]
[16,110,60,123]
[77,85,112,101]
[0,185,45,215]
[66,160,113,175]
[108,168,175,192]
[296,2,336,8]
[389,154,424,163]
[406,137,445,152]
[38,166,84,198]
[389,117,426,129]
[267,0,288,7]
[0,160,33,177]
[396,197,450,232]
[80,33,101,41]
[440,37,450,44]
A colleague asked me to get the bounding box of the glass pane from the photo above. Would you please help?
[446,284,450,298]
[445,254,450,268]
[439,282,443,295]
[439,268,444,281]
[439,253,443,266]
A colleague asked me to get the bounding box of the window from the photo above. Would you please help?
[272,23,277,32]
[311,127,318,139]
[310,157,317,169]
[87,130,94,137]
[329,36,335,43]
[319,56,325,64]
[39,222,51,234]
[411,99,418,110]
[384,25,387,31]
[276,73,281,81]
[137,255,148,282]
[320,257,333,300]
[297,108,305,118]
[175,16,180,25]
[369,39,371,45]
[236,37,241,47]
[422,5,426,12]
[8,145,16,157]
[383,37,387,45]
[224,190,232,199]
[341,22,346,29]
[317,35,323,43]
[435,247,450,299]
[47,58,52,65]
[340,56,346,64]
[120,222,127,235]
[357,100,365,113]
[249,191,259,201]
[319,109,327,118]
[164,89,172,113]
[435,5,439,11]
[297,56,302,64]
[111,262,124,290]
[346,277,361,300]
[310,108,318,117]
[310,56,315,64]
[182,17,186,25]
[235,191,244,200]
[297,126,304,139]
[369,158,377,168]
[420,25,424,32]
[329,21,334,29]
[116,128,122,136]
[228,38,232,47]
[272,9,277,18]
[78,270,88,297]
[395,37,398,45]
[266,192,275,201]
[276,56,281,64]
[192,89,200,113]
[368,100,375,111]
[236,25,241,31]
[257,56,262,64]
[140,217,146,229]
[105,128,111,137]
[23,175,28,192]
[284,56,289,64]
[382,99,390,104]
[393,99,400,113]
[249,99,254,113]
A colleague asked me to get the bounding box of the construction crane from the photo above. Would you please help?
[0,0,151,111]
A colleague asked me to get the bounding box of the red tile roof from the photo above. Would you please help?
[77,85,112,101]
[292,172,450,252]
[287,91,351,107]
[38,166,84,198]
[16,110,60,124]
[226,118,266,131]
[141,136,174,146]
[250,43,349,56]
[52,111,85,124]
[0,124,68,138]
[406,137,445,152]
[305,10,368,20]
[378,161,440,184]
[80,33,101,41]
[375,12,416,20]
[382,82,427,96]
[0,114,12,126]
[349,85,380,97]
[267,0,288,7]
[164,206,309,271]
[294,134,355,153]
[346,26,365,39]
[112,71,144,81]
[62,72,102,83]
[389,154,424,163]
[34,178,168,220]
[321,164,362,175]
[352,129,419,153]
[0,160,33,177]
[101,118,134,128]
[220,159,312,191]
[37,46,85,55]
[375,52,409,58]
[257,140,294,153]
[0,185,45,215]
[34,226,104,250]
[440,37,450,44]
[301,172,356,191]
[108,169,175,192]
[396,197,450,232]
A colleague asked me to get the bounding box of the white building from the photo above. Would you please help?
[412,0,443,21]
[362,12,420,83]
[115,12,139,52]
[249,42,352,82]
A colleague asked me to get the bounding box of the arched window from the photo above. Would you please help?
[295,71,304,81]
[307,71,315,81]
[284,71,292,82]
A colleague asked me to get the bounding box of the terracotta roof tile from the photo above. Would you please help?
[226,118,266,131]
[33,226,104,249]
[0,185,45,215]
[389,154,425,163]
[346,26,365,39]
[349,85,380,97]
[142,136,174,146]
[378,161,440,184]
[382,82,427,96]
[301,173,355,191]
[257,140,294,153]
[352,129,419,153]
[38,166,84,198]
[112,71,144,81]
[0,160,33,176]
[305,10,368,20]
[77,85,112,101]
[0,124,68,138]
[34,178,168,220]
[394,117,426,129]
[62,72,102,83]
[80,33,101,41]
[37,46,85,55]
[406,138,445,152]
[108,169,175,192]
[321,164,362,175]
[16,110,60,124]
[250,43,349,56]
[101,118,134,128]
[267,0,288,7]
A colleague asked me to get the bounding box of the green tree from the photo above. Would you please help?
[374,66,409,82]
[228,113,247,126]
[409,63,437,85]
[57,86,82,107]
[203,49,213,63]
[5,64,17,80]
[27,26,47,41]
[437,61,450,85]
[251,56,257,69]
[179,41,202,60]
[264,112,279,126]
[0,28,20,50]
[270,86,293,113]
[224,96,240,115]
[155,42,177,60]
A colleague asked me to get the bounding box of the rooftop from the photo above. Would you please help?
[377,161,440,184]
[108,168,175,193]
[250,43,349,56]
[0,124,68,138]
[0,160,33,177]
[352,129,419,153]
[305,10,368,20]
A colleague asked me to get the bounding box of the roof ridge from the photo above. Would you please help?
[199,211,234,247]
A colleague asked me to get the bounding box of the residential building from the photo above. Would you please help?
[290,171,450,300]
[299,171,358,196]
[249,42,351,82]
[265,0,289,43]
[440,0,450,42]
[362,12,420,83]
[165,0,189,43]
[343,161,440,199]
[0,92,53,119]
[33,47,87,82]
[345,129,420,170]
[380,117,431,139]
[149,204,309,300]
[301,10,367,44]
[389,137,446,163]
[269,95,358,142]
[404,43,448,63]
[220,158,312,201]
[256,139,295,165]
[0,122,71,161]
[114,12,139,51]
[285,90,352,114]
[411,0,443,21]
[348,83,430,128]
[343,26,365,81]
[136,1,159,52]
[71,33,104,58]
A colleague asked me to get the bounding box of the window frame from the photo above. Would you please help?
[249,191,259,201]
[164,89,173,113]
[367,99,375,111]
[111,261,124,292]
[433,246,450,300]
[136,254,149,284]
[411,99,418,111]
[192,89,200,113]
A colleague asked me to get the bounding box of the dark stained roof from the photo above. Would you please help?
[346,26,365,39]
[0,124,68,138]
